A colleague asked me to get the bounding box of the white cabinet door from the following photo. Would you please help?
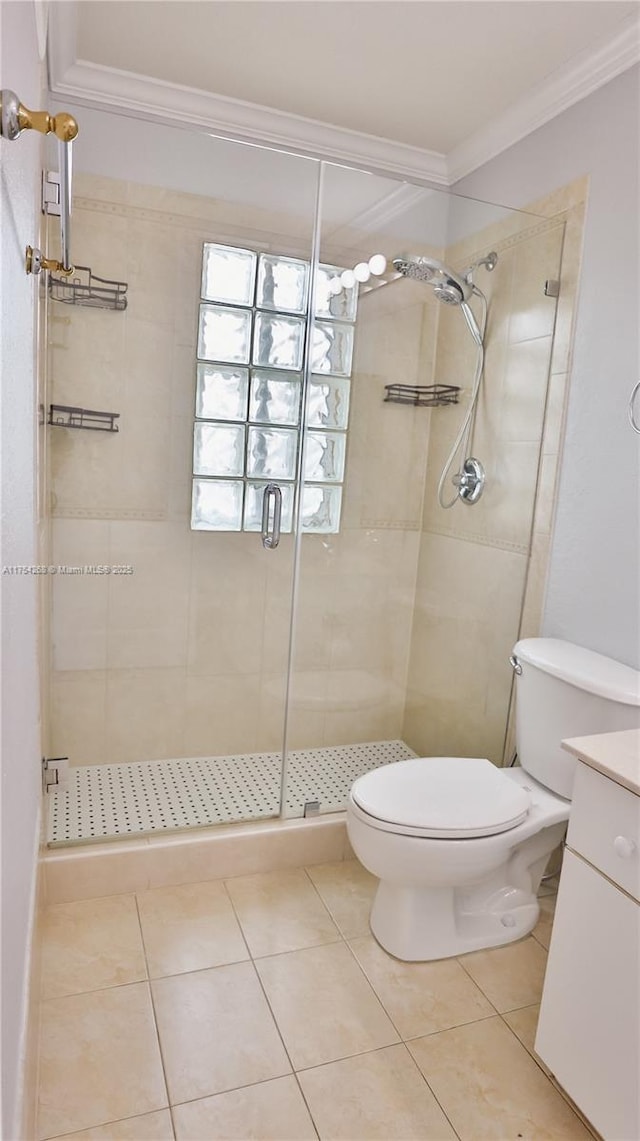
[536,848,640,1141]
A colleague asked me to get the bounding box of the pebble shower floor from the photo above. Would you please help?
[47,740,416,845]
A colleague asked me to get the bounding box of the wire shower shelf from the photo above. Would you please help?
[49,266,128,310]
[384,384,461,407]
[48,405,120,432]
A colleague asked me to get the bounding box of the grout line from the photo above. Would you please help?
[499,1014,599,1138]
[339,936,463,1140]
[401,1043,463,1141]
[42,1107,175,1141]
[220,878,254,961]
[454,954,501,1016]
[220,883,321,1139]
[133,895,175,1135]
[302,864,348,936]
[401,1011,499,1044]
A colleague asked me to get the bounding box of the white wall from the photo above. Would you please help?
[0,1,44,1134]
[456,66,640,669]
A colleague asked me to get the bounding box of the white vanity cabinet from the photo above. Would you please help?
[535,736,640,1141]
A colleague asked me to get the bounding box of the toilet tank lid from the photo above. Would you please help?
[514,639,640,706]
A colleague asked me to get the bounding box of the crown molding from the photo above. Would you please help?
[447,13,640,183]
[48,4,639,188]
[48,56,449,186]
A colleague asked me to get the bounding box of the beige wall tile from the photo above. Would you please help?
[41,894,146,998]
[459,936,548,1012]
[152,962,291,1103]
[350,935,494,1038]
[404,533,527,761]
[542,370,569,456]
[508,225,565,344]
[532,451,558,536]
[298,1044,457,1140]
[107,521,191,670]
[106,668,186,764]
[225,868,339,957]
[51,670,107,766]
[172,1077,316,1141]
[136,880,248,976]
[519,532,551,640]
[51,521,110,672]
[37,983,167,1139]
[408,1016,591,1140]
[255,941,399,1069]
[188,533,269,677]
[549,204,586,376]
[184,674,261,757]
[498,336,554,443]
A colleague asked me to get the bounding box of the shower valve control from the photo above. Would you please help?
[452,458,485,504]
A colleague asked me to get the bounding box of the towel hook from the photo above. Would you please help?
[0,89,78,276]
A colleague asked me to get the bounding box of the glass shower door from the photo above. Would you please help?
[46,112,321,843]
[282,161,564,818]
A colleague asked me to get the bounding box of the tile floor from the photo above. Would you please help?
[35,862,594,1140]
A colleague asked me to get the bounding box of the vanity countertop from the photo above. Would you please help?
[562,728,640,797]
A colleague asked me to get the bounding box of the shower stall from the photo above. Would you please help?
[42,107,566,845]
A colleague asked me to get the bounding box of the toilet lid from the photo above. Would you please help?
[351,757,531,838]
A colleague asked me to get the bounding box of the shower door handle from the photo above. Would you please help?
[261,483,282,550]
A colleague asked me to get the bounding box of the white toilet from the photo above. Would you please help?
[347,638,640,961]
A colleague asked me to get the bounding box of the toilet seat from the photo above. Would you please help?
[350,756,531,839]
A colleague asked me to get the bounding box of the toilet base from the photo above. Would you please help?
[370,880,540,961]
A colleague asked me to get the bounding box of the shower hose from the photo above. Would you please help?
[437,288,488,509]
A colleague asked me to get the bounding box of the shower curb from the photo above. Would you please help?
[41,812,350,903]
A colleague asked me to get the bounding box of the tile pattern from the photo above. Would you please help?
[47,740,415,844]
[38,862,592,1141]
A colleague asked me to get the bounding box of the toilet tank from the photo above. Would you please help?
[512,638,640,800]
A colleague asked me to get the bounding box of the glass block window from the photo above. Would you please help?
[191,244,357,534]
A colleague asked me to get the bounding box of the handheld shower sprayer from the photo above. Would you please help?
[391,250,498,508]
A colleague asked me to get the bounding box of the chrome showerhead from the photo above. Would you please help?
[391,254,442,282]
[392,253,472,304]
[433,280,466,305]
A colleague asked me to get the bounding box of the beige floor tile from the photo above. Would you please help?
[172,1076,316,1140]
[224,868,340,957]
[298,1044,457,1140]
[37,983,167,1140]
[49,1110,174,1140]
[137,880,248,977]
[533,894,556,950]
[459,936,548,1012]
[409,1016,592,1140]
[41,895,146,999]
[539,874,560,897]
[306,859,378,939]
[503,1004,554,1077]
[255,942,399,1069]
[503,1004,540,1055]
[152,962,290,1104]
[349,935,494,1038]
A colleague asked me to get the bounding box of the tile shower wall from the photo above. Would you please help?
[285,277,435,749]
[403,211,569,763]
[47,176,432,765]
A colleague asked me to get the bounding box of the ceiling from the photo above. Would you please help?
[74,1,638,153]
